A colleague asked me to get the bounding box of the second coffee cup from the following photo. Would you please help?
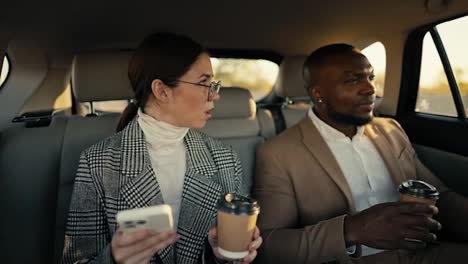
[217,193,260,260]
[398,179,439,206]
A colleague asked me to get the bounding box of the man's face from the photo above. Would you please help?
[314,51,376,126]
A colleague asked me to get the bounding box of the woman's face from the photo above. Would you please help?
[159,53,220,128]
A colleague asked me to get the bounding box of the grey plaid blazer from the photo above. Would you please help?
[62,119,246,264]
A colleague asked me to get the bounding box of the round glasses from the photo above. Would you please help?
[175,80,222,101]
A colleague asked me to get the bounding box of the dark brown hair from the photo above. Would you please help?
[117,32,205,132]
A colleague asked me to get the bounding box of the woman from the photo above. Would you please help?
[62,32,262,264]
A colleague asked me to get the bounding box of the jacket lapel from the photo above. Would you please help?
[299,117,356,213]
[119,119,171,264]
[119,122,222,263]
[364,123,404,185]
[120,119,164,208]
[175,130,221,264]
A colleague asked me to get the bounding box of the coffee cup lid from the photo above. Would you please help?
[217,193,260,215]
[398,180,439,200]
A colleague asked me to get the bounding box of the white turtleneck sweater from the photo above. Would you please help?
[137,109,189,229]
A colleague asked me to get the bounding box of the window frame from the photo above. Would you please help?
[398,13,468,120]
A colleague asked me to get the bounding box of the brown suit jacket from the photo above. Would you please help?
[253,117,447,264]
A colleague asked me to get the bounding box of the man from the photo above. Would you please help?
[253,44,468,263]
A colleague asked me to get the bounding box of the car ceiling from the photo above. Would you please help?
[1,0,468,56]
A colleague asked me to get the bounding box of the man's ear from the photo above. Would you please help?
[151,79,172,103]
[311,86,323,104]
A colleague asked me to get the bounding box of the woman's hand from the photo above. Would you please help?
[111,229,178,264]
[208,226,263,264]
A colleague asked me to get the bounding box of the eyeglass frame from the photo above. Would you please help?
[174,80,222,101]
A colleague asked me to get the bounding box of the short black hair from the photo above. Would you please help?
[303,43,358,88]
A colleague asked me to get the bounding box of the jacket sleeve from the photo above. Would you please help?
[389,119,449,194]
[62,152,114,264]
[253,144,352,264]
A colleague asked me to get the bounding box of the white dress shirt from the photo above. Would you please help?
[137,109,189,229]
[308,108,399,256]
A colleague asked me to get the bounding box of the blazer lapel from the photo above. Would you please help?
[364,123,404,185]
[174,130,222,264]
[120,119,164,209]
[119,123,222,264]
[119,119,172,264]
[298,117,356,212]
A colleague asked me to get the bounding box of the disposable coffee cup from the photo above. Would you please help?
[399,180,439,244]
[217,193,260,260]
[398,180,439,206]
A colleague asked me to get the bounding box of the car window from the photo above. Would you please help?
[211,58,279,101]
[361,41,386,97]
[81,58,279,112]
[416,32,457,116]
[415,15,468,117]
[0,55,10,89]
[437,16,468,116]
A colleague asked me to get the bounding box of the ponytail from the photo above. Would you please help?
[118,32,204,132]
[117,102,139,132]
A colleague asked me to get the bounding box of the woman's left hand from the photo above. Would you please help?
[208,226,263,264]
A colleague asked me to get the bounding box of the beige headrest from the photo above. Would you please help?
[72,51,134,102]
[274,56,308,98]
[212,87,256,119]
[200,87,259,138]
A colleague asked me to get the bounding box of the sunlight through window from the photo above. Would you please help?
[211,58,279,101]
[361,42,386,97]
[0,56,10,88]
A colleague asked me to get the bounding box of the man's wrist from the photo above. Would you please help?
[344,215,359,247]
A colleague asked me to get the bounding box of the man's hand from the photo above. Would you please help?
[344,202,441,250]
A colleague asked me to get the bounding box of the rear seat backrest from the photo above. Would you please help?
[199,87,272,191]
[0,114,121,263]
[53,51,135,262]
[274,56,312,129]
[203,87,259,137]
[0,118,67,263]
[54,114,121,262]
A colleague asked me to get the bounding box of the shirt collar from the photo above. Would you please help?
[308,107,365,143]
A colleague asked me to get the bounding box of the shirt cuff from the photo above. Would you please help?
[346,245,357,255]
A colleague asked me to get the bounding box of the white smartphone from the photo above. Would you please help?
[116,204,174,233]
